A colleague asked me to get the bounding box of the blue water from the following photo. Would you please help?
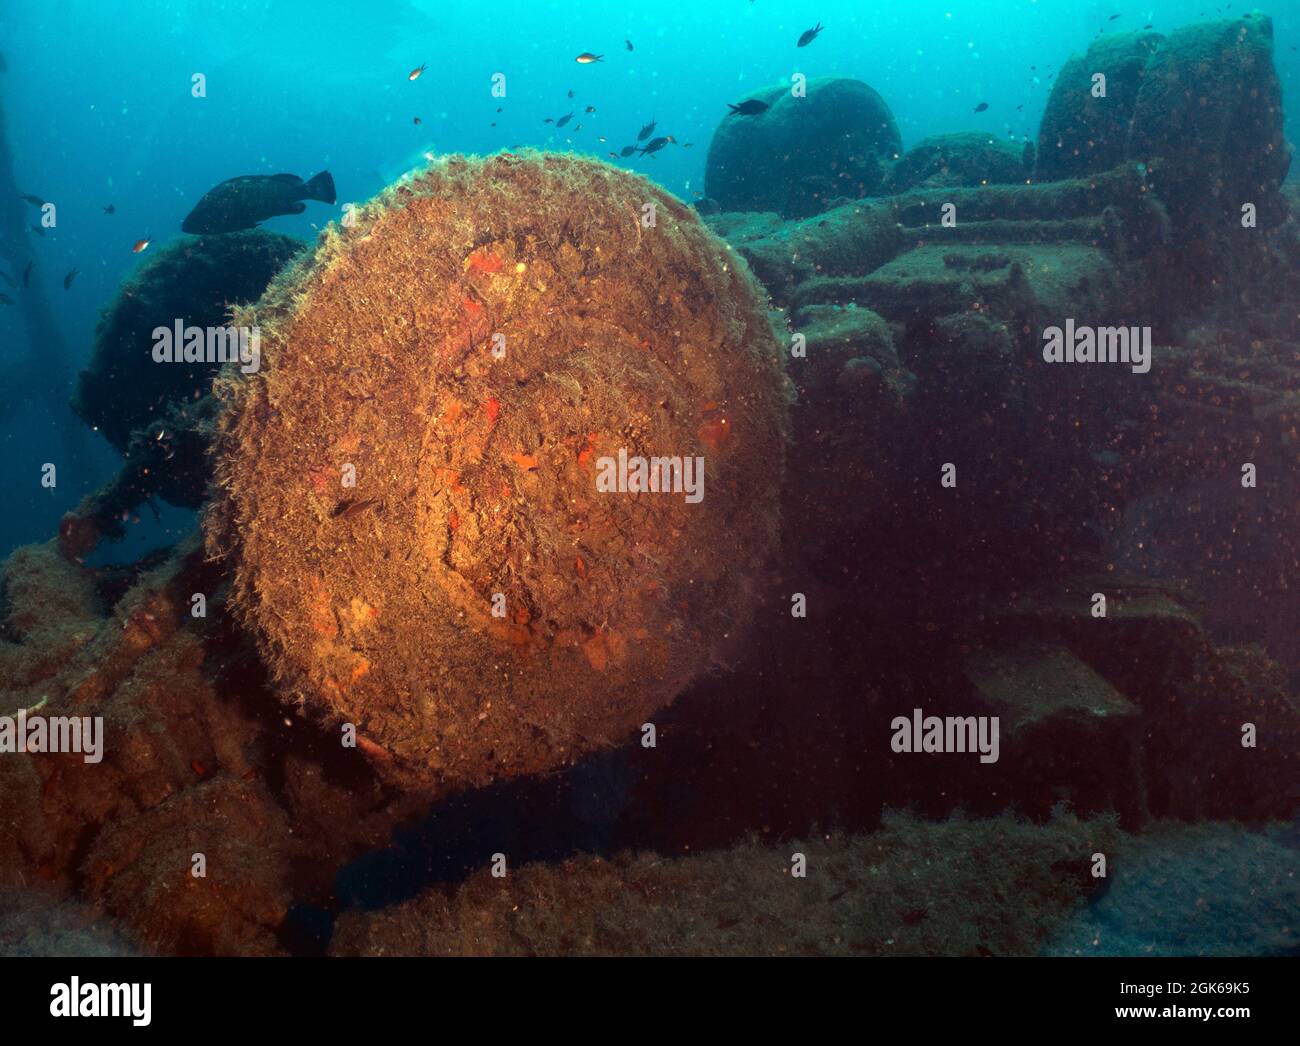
[1,0,1297,557]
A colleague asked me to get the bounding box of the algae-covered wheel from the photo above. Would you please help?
[207,152,789,793]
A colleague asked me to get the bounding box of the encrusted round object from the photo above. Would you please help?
[208,152,789,791]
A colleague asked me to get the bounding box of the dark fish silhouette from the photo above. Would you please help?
[63,268,78,290]
[974,102,990,113]
[18,193,44,206]
[555,112,574,128]
[728,100,769,116]
[619,145,637,157]
[638,135,675,156]
[637,120,657,141]
[103,203,115,214]
[22,260,33,286]
[797,22,824,47]
[625,40,634,52]
[332,497,380,520]
[182,171,336,234]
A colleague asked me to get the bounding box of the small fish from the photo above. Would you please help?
[597,135,607,142]
[619,145,637,157]
[727,99,769,116]
[555,112,574,127]
[638,135,675,156]
[584,105,596,113]
[682,142,694,148]
[543,117,554,124]
[413,116,422,125]
[797,22,824,47]
[18,193,44,206]
[637,119,657,140]
[575,52,604,64]
[974,102,990,113]
[332,497,380,520]
[132,238,151,253]
[607,152,619,159]
[62,268,78,290]
[408,63,427,81]
[1108,13,1121,20]
[22,260,33,285]
[567,89,575,98]
[102,203,115,214]
[625,39,634,52]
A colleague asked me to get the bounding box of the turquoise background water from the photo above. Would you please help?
[0,0,1296,556]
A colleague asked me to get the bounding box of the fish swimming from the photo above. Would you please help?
[625,40,634,52]
[973,102,990,113]
[619,145,637,157]
[638,135,675,156]
[555,112,574,128]
[408,63,427,81]
[797,22,825,47]
[727,100,769,116]
[18,193,44,206]
[103,203,115,214]
[637,120,657,141]
[575,53,604,64]
[132,238,150,253]
[63,268,78,290]
[21,260,33,285]
[182,171,336,234]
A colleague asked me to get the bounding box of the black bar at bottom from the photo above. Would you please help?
[0,955,1290,1033]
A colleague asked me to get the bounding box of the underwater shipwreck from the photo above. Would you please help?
[0,12,1297,958]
